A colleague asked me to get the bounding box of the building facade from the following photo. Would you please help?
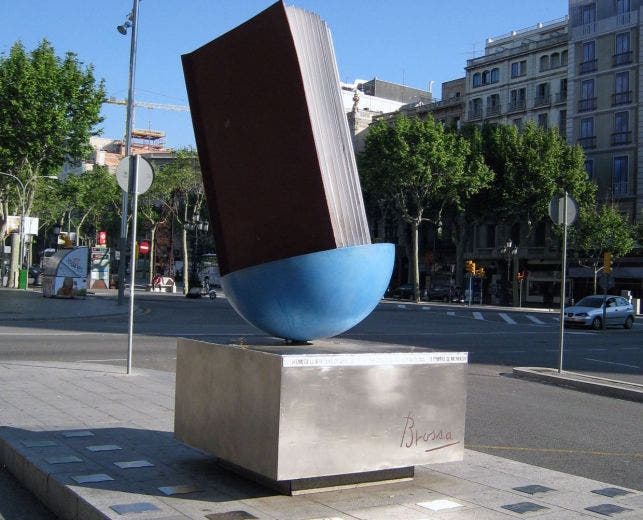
[568,0,642,225]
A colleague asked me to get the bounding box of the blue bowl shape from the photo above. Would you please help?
[221,243,394,341]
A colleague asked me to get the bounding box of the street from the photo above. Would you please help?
[0,294,641,497]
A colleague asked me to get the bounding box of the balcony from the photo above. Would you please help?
[577,136,596,149]
[467,109,483,121]
[613,51,633,66]
[507,99,526,113]
[534,94,551,108]
[612,91,632,106]
[612,181,629,197]
[578,97,597,112]
[554,91,567,104]
[611,131,632,146]
[579,59,597,74]
[486,104,501,116]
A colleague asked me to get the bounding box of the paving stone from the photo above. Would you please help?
[110,501,161,514]
[513,484,556,495]
[501,501,549,514]
[585,503,633,516]
[591,487,634,498]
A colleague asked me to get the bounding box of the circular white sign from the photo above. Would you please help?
[548,194,578,226]
[116,156,154,194]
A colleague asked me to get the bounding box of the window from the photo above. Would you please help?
[482,70,490,85]
[613,111,630,144]
[579,79,596,111]
[509,88,526,110]
[614,32,632,65]
[511,60,526,77]
[550,52,560,68]
[616,0,630,15]
[558,110,566,137]
[613,71,630,104]
[540,55,549,71]
[581,3,596,25]
[486,94,500,115]
[469,98,482,119]
[472,72,481,87]
[561,50,568,65]
[537,113,548,129]
[579,117,595,148]
[613,156,628,195]
[580,117,594,138]
[584,159,593,180]
[580,41,597,73]
[513,118,523,129]
[535,83,550,106]
[490,68,499,83]
[556,78,568,103]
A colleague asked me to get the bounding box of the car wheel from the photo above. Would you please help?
[591,317,602,330]
[623,315,634,329]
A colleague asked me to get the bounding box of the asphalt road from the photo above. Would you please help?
[0,294,641,519]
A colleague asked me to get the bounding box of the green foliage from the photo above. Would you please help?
[470,122,596,225]
[0,39,105,177]
[359,116,492,224]
[572,204,636,260]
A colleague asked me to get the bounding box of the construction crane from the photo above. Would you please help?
[105,97,190,112]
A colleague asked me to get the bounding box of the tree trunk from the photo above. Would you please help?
[411,219,420,302]
[8,233,19,288]
[182,228,189,295]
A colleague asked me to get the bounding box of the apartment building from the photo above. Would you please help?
[464,17,569,133]
[568,0,641,223]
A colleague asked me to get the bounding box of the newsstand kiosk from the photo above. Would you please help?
[42,247,88,298]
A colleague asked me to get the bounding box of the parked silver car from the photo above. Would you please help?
[564,295,635,330]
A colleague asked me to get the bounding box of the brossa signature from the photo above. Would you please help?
[400,411,460,452]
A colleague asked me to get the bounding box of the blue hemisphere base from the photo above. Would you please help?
[221,243,394,341]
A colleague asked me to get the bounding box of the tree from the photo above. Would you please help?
[154,149,204,294]
[359,116,492,301]
[0,39,104,282]
[571,204,636,293]
[472,122,596,230]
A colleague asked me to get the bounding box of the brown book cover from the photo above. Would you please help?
[182,1,369,276]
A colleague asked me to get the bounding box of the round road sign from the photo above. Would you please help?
[138,241,150,255]
[116,155,154,194]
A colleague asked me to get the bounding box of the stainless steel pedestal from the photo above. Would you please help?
[175,338,467,492]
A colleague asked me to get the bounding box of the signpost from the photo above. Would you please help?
[116,155,154,375]
[548,192,577,374]
[138,241,150,255]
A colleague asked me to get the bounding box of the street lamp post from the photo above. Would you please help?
[500,238,518,305]
[0,172,57,288]
[116,0,141,306]
[185,214,209,294]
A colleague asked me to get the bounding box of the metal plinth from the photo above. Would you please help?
[174,338,467,489]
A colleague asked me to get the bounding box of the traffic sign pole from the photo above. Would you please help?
[558,192,568,374]
[127,155,140,375]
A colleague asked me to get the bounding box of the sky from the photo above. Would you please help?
[1,0,568,149]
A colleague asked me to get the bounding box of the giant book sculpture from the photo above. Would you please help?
[182,1,393,340]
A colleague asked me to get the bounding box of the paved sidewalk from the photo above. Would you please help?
[0,360,640,520]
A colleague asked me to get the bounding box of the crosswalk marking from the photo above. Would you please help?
[447,311,456,316]
[526,315,545,324]
[499,313,517,324]
[473,312,484,320]
[422,306,431,310]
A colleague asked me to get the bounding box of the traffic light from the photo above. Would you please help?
[516,270,526,281]
[476,267,486,278]
[603,251,613,274]
[465,260,476,275]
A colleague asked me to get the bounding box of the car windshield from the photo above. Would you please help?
[576,296,604,308]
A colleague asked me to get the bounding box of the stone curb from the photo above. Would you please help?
[513,367,643,402]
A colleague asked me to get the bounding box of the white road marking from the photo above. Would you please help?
[397,304,407,309]
[584,358,640,369]
[447,311,456,316]
[526,315,545,325]
[473,312,484,320]
[77,358,127,363]
[422,306,431,310]
[499,313,517,325]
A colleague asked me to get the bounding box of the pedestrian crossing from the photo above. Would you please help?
[389,303,561,326]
